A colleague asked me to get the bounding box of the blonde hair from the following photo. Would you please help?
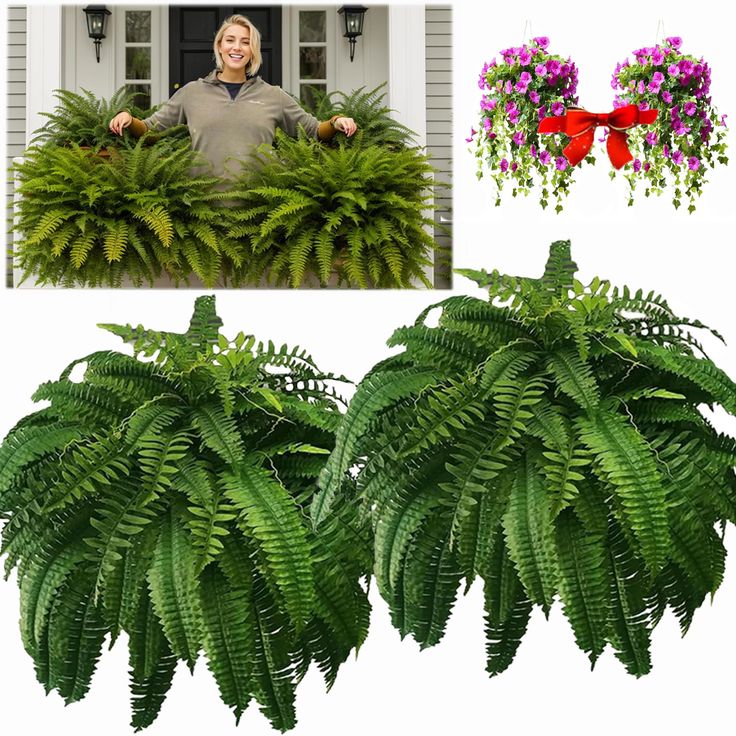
[213,15,262,75]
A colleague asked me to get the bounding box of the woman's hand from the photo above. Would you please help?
[109,111,133,135]
[334,117,358,137]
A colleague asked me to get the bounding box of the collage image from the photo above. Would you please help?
[1,1,735,734]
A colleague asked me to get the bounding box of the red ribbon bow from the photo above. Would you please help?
[538,105,658,169]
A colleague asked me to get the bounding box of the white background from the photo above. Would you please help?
[2,0,736,734]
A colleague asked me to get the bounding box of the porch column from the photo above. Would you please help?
[26,5,62,145]
[387,5,427,148]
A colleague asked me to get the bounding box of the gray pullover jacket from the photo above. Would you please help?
[136,70,331,179]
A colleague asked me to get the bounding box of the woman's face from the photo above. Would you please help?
[218,24,252,74]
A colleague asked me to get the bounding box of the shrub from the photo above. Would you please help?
[226,130,438,288]
[0,296,370,729]
[314,241,736,676]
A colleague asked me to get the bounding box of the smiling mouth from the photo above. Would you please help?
[228,54,244,60]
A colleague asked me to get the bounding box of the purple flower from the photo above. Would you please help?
[639,101,650,111]
[663,144,670,158]
[551,101,565,116]
[533,37,550,50]
[483,117,492,131]
[504,80,513,94]
[661,90,673,104]
[539,150,552,165]
[666,36,683,50]
[529,90,540,104]
[643,162,651,172]
[645,131,658,146]
[465,127,477,143]
[637,80,646,94]
[530,144,538,158]
[632,158,642,172]
[673,122,691,136]
[613,95,627,109]
[512,130,526,146]
[671,149,684,165]
[683,101,697,116]
[651,47,664,65]
[538,106,547,121]
[511,162,518,172]
[555,156,568,171]
[499,158,509,172]
[688,156,700,171]
[519,47,532,65]
[721,114,729,127]
[652,71,665,85]
[535,63,547,77]
[667,63,679,76]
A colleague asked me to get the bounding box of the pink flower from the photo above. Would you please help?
[667,63,679,76]
[665,36,683,50]
[551,101,565,116]
[500,158,509,172]
[688,156,700,170]
[555,156,568,171]
[632,158,642,172]
[683,101,697,116]
[519,47,532,65]
[465,127,477,143]
[538,106,547,121]
[721,114,729,127]
[671,149,684,165]
[512,131,526,146]
[661,90,673,104]
[529,90,540,104]
[643,162,651,172]
[651,47,664,65]
[533,37,550,50]
[539,150,552,165]
[645,131,658,146]
[483,118,492,131]
[504,80,513,94]
[535,63,547,77]
[511,162,518,172]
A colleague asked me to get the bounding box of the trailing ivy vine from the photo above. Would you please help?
[0,297,370,729]
[314,240,736,676]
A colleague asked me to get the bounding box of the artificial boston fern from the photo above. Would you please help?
[314,240,736,676]
[227,130,437,288]
[13,140,242,287]
[0,296,369,730]
[307,83,416,149]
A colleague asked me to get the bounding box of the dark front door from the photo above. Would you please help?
[168,6,282,98]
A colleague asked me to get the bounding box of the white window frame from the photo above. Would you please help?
[114,7,166,106]
[285,6,336,98]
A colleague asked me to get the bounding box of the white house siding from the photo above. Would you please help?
[6,6,26,287]
[425,5,452,288]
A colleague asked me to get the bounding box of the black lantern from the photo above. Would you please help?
[83,5,111,63]
[338,6,368,63]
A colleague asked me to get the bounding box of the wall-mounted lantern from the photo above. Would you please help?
[83,5,111,63]
[338,6,368,63]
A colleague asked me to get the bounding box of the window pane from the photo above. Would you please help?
[299,47,326,80]
[125,11,151,43]
[299,11,326,43]
[126,47,151,80]
[126,84,151,112]
[300,83,326,112]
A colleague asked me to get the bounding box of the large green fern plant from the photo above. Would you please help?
[0,296,369,730]
[314,241,736,676]
[226,130,438,288]
[13,140,242,287]
[306,83,416,149]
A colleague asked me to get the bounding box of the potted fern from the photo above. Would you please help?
[0,296,370,730]
[314,241,736,676]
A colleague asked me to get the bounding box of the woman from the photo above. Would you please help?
[109,14,357,180]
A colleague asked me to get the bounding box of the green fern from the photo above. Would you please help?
[0,296,369,730]
[315,240,736,676]
[227,130,440,288]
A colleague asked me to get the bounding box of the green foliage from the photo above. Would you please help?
[315,240,736,676]
[0,297,369,730]
[29,86,188,151]
[13,140,240,287]
[307,83,417,149]
[227,130,438,288]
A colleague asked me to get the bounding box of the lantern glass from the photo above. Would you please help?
[84,6,110,40]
